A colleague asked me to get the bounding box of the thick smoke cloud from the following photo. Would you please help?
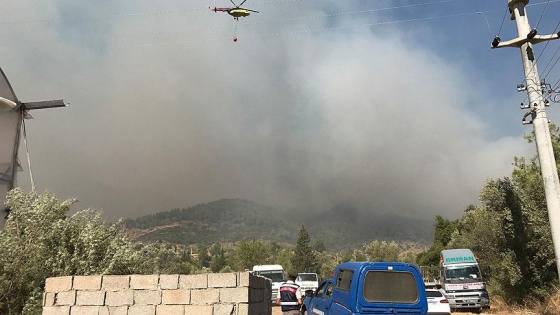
[1,0,535,221]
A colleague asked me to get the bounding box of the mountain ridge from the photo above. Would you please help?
[124,198,434,250]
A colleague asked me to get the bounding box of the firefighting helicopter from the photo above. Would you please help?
[208,0,259,42]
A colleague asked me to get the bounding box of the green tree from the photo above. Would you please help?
[364,240,400,262]
[235,240,270,270]
[196,244,211,268]
[416,215,459,267]
[434,215,459,247]
[0,189,148,315]
[291,225,318,273]
[210,243,226,273]
[271,245,294,274]
[341,250,354,262]
[446,126,560,303]
[313,240,326,253]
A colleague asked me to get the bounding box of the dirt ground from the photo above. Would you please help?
[271,305,478,314]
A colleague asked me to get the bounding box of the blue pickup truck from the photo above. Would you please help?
[301,262,428,315]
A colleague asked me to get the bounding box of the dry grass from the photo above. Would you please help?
[487,289,560,315]
[487,298,538,315]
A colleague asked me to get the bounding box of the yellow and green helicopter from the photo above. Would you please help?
[209,0,259,41]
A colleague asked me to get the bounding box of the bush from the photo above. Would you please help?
[0,189,148,314]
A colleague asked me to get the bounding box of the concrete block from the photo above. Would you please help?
[44,292,56,307]
[73,276,102,291]
[220,287,249,303]
[179,274,207,289]
[156,305,185,315]
[55,291,76,306]
[45,277,73,293]
[134,290,161,305]
[161,289,190,305]
[130,275,159,290]
[159,274,179,290]
[102,276,130,291]
[214,304,235,315]
[236,303,248,315]
[238,272,250,287]
[105,291,133,306]
[184,305,213,315]
[76,290,105,306]
[98,306,128,315]
[42,306,70,315]
[70,306,99,315]
[249,288,265,303]
[128,305,156,315]
[190,288,219,304]
[208,273,237,288]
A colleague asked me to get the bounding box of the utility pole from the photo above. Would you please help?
[492,0,560,279]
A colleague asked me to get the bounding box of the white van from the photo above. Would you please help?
[252,264,285,301]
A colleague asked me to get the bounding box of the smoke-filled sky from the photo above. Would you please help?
[1,0,560,221]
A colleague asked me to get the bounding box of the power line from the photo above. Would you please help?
[97,10,494,49]
[1,0,460,28]
[98,0,464,40]
[3,0,556,50]
[541,45,560,84]
[540,19,560,72]
[497,8,508,36]
[0,0,306,25]
[545,54,560,88]
[535,0,552,29]
[1,0,556,27]
[523,19,560,86]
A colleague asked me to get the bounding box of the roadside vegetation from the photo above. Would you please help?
[3,127,560,314]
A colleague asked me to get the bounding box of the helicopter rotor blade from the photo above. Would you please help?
[230,0,238,7]
[246,9,259,13]
[238,0,248,6]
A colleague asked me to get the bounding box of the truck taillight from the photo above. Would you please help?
[440,299,449,304]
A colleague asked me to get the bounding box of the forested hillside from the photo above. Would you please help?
[124,199,433,250]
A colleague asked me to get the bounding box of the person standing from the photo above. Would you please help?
[276,274,302,315]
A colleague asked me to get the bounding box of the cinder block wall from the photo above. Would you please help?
[42,272,272,315]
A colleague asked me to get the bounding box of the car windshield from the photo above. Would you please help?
[426,290,443,298]
[444,265,482,282]
[297,274,318,281]
[257,271,284,282]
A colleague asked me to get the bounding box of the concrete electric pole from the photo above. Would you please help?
[492,0,560,278]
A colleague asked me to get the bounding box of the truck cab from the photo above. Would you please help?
[296,273,319,293]
[252,264,285,302]
[439,249,490,312]
[301,262,428,315]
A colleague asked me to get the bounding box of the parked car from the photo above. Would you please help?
[426,289,451,315]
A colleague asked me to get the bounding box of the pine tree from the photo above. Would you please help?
[291,225,318,273]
